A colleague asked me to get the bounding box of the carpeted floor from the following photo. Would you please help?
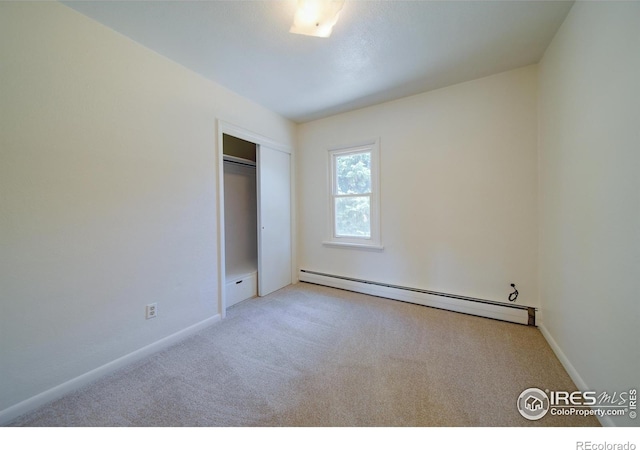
[6,283,600,427]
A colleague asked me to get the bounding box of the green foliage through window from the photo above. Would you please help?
[334,151,371,238]
[335,153,371,195]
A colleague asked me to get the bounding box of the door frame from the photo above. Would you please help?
[215,120,294,318]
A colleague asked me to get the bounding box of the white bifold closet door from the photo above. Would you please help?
[257,145,292,296]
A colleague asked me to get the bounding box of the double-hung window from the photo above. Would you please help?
[325,140,382,250]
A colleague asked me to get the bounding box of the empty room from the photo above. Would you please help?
[1,0,638,439]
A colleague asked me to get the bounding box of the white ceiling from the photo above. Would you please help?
[63,0,574,123]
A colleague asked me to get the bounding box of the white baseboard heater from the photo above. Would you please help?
[299,269,536,326]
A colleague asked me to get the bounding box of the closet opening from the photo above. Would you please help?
[223,133,258,307]
[218,121,292,315]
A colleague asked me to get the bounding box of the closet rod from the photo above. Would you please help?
[223,154,256,168]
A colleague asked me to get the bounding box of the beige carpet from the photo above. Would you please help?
[7,283,599,427]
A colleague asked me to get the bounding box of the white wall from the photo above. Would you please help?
[223,163,258,278]
[0,1,295,420]
[538,1,640,427]
[298,66,539,306]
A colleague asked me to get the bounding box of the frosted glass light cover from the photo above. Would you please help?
[290,0,345,38]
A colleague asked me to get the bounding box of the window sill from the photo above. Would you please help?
[322,241,384,252]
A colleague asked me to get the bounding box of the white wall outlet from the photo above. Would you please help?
[145,303,157,319]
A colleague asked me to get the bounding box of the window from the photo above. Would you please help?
[325,140,382,250]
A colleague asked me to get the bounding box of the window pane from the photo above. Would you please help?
[335,196,371,238]
[335,152,371,195]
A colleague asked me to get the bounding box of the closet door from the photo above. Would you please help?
[257,145,292,296]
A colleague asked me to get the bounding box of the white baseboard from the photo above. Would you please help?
[300,270,532,325]
[538,323,613,427]
[0,314,221,425]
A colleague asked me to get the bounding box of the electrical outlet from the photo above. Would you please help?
[146,303,157,319]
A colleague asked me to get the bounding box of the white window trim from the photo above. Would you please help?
[323,139,383,251]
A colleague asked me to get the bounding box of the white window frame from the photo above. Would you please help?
[323,139,383,251]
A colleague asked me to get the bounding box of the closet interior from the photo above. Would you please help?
[223,134,258,307]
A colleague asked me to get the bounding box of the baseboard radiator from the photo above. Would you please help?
[299,270,536,326]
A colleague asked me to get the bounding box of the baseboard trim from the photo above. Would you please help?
[0,314,221,425]
[538,323,612,427]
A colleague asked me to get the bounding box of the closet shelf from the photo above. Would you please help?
[226,264,258,283]
[223,154,256,167]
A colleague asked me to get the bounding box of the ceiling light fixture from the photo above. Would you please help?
[289,0,345,38]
